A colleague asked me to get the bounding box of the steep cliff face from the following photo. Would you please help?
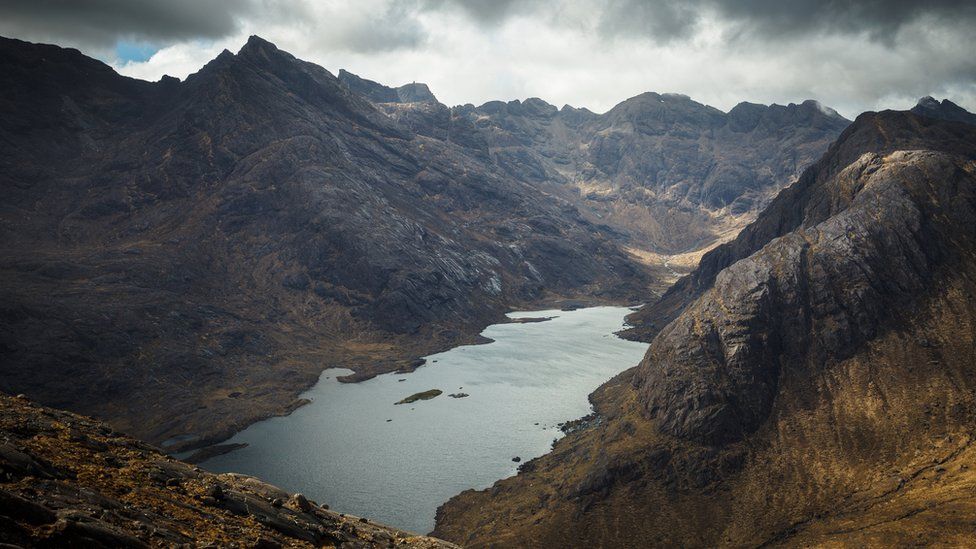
[0,394,456,548]
[433,110,976,547]
[0,35,647,449]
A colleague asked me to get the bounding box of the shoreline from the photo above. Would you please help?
[165,296,642,457]
[191,304,650,534]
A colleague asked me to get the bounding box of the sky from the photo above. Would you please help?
[1,0,974,119]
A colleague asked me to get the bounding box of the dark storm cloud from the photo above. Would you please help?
[597,1,700,42]
[0,0,261,49]
[0,0,426,55]
[433,0,976,44]
[334,2,427,52]
[713,0,976,41]
[420,0,527,25]
[7,0,976,54]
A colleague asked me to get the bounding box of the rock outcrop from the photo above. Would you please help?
[911,96,976,126]
[433,108,976,547]
[0,394,456,548]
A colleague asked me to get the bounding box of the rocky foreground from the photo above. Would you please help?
[0,394,455,548]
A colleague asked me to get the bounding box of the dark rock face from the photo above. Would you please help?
[0,395,456,548]
[911,96,976,125]
[338,69,437,104]
[624,102,976,339]
[0,35,647,446]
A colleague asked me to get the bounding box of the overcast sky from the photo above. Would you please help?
[1,0,974,118]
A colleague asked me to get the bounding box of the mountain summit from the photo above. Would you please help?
[912,95,976,125]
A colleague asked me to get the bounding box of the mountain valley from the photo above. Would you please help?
[1,30,975,549]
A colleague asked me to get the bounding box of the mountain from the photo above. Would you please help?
[0,35,648,450]
[337,70,492,164]
[912,96,976,125]
[337,71,850,288]
[338,69,437,104]
[433,108,976,546]
[0,394,456,547]
[452,92,850,256]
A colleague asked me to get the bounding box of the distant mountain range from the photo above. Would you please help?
[340,69,850,260]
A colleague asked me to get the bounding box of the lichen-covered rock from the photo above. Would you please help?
[0,394,457,548]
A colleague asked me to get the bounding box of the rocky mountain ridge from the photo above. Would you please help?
[624,93,976,340]
[0,393,456,547]
[335,70,851,293]
[912,96,976,126]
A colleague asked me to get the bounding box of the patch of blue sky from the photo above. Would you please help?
[115,40,159,63]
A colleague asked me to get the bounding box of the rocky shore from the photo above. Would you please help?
[0,394,457,548]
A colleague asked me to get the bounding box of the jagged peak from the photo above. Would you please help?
[190,48,236,77]
[603,91,725,125]
[395,81,436,103]
[520,97,558,117]
[730,100,765,110]
[338,68,437,104]
[523,97,555,108]
[235,35,296,69]
[610,91,716,111]
[910,96,976,125]
[239,34,278,56]
[800,99,844,118]
[728,99,846,120]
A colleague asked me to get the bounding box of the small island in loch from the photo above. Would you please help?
[395,390,443,405]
